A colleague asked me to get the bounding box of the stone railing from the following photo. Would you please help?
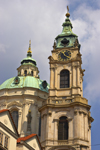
[42,96,88,105]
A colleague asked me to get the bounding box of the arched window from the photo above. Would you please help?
[11,111,19,129]
[24,70,27,76]
[58,116,68,140]
[60,70,69,88]
[31,71,33,76]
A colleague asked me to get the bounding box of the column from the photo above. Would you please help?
[41,115,44,142]
[31,103,37,133]
[84,113,88,141]
[53,119,59,141]
[44,114,47,141]
[77,66,80,87]
[55,66,57,89]
[74,111,78,138]
[79,111,82,139]
[70,71,72,87]
[72,66,76,87]
[21,102,28,137]
[18,110,22,135]
[50,68,54,89]
[81,112,84,139]
[68,119,73,139]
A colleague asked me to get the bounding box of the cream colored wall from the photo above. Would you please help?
[26,137,41,150]
[0,113,15,133]
[0,127,17,150]
[16,145,30,150]
[0,87,48,137]
[16,145,23,150]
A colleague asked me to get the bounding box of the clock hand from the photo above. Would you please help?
[66,56,71,58]
[61,51,66,56]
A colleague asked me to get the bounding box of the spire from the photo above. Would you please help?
[55,7,78,48]
[62,6,73,29]
[27,40,32,57]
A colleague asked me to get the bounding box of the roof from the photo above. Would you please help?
[21,57,36,66]
[0,109,19,136]
[17,134,43,150]
[17,134,36,143]
[0,76,49,93]
[55,13,80,49]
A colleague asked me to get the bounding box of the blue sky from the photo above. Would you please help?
[0,0,100,149]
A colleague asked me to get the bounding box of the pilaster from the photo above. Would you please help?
[18,110,22,135]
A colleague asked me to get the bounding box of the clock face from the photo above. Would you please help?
[58,50,71,61]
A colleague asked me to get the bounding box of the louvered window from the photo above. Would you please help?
[11,111,18,129]
[58,116,68,140]
[60,70,69,88]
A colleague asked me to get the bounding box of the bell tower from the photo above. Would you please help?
[39,7,94,150]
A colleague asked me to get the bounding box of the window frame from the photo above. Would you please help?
[4,136,9,149]
[0,131,9,150]
[58,116,68,140]
[60,69,70,88]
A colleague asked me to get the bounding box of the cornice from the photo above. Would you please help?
[51,47,79,53]
[39,101,91,112]
[49,57,82,65]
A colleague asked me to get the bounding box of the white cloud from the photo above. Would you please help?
[70,3,100,101]
[0,43,6,53]
[0,0,100,102]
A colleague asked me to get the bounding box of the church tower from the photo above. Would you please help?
[39,7,94,150]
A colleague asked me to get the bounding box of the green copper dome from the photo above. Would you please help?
[0,76,49,93]
[21,57,36,66]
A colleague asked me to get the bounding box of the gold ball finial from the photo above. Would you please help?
[66,6,70,17]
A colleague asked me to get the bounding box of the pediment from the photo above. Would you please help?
[0,110,18,137]
[7,101,22,108]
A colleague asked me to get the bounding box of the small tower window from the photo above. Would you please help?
[58,116,68,140]
[11,111,18,129]
[31,71,33,76]
[24,70,27,76]
[60,69,69,88]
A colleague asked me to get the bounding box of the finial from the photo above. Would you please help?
[27,40,32,54]
[53,40,56,49]
[27,40,32,57]
[66,6,70,17]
